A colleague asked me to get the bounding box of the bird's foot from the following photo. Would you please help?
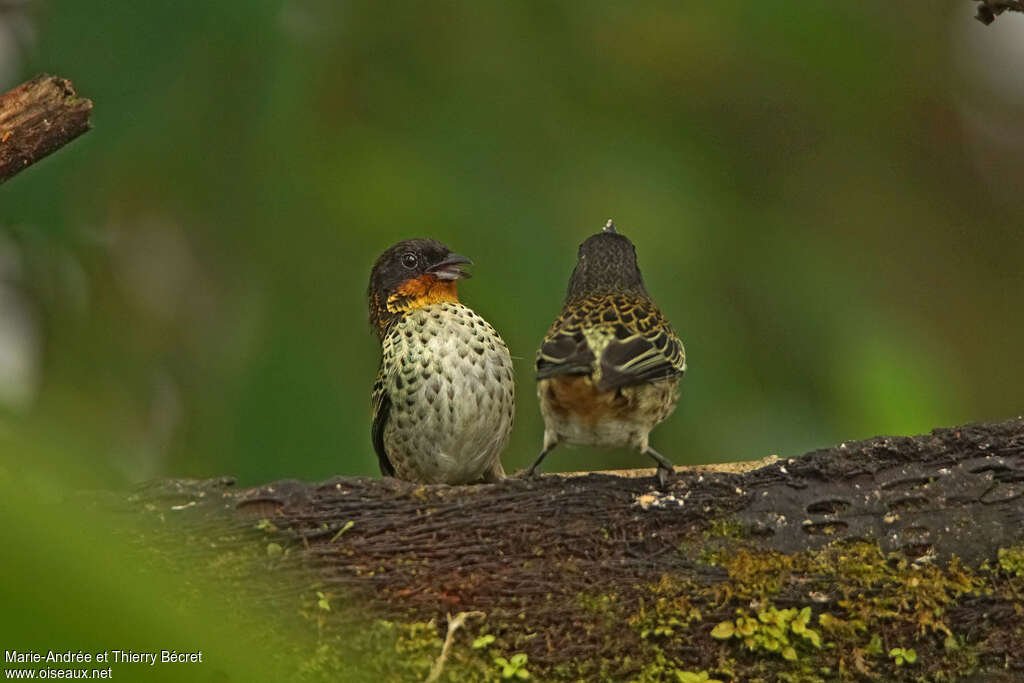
[521,465,542,480]
[522,448,553,480]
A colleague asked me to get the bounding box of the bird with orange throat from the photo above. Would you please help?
[368,239,515,484]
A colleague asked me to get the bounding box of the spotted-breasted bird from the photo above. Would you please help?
[368,239,515,484]
[531,220,686,483]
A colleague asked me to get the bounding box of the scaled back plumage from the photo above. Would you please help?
[537,223,685,391]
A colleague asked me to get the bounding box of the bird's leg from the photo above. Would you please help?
[524,433,560,479]
[643,447,675,488]
[525,446,555,478]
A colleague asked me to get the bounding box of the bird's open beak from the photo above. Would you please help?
[427,253,473,280]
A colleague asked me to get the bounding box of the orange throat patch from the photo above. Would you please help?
[388,275,460,313]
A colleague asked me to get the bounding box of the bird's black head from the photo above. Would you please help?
[565,220,648,301]
[368,238,472,338]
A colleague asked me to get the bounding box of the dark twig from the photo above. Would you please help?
[974,0,1024,24]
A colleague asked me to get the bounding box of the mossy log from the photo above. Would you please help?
[0,74,93,185]
[109,418,1024,681]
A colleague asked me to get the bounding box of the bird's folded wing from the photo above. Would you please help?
[371,375,395,476]
[536,297,685,390]
[596,324,685,391]
[536,327,596,379]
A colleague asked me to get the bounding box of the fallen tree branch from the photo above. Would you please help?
[0,74,93,185]
[108,417,1024,681]
[426,611,485,683]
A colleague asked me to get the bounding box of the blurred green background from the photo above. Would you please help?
[2,0,1023,491]
[2,2,1024,679]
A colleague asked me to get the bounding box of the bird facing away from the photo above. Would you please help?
[531,220,686,482]
[368,238,515,484]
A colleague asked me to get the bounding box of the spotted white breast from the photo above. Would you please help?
[378,302,515,484]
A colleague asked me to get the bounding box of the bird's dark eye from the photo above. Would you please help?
[401,252,418,269]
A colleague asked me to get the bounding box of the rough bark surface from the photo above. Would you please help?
[108,418,1024,681]
[0,74,93,184]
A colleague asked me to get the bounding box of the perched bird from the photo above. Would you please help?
[531,220,686,483]
[368,238,515,484]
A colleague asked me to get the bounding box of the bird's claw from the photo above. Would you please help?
[656,464,674,490]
